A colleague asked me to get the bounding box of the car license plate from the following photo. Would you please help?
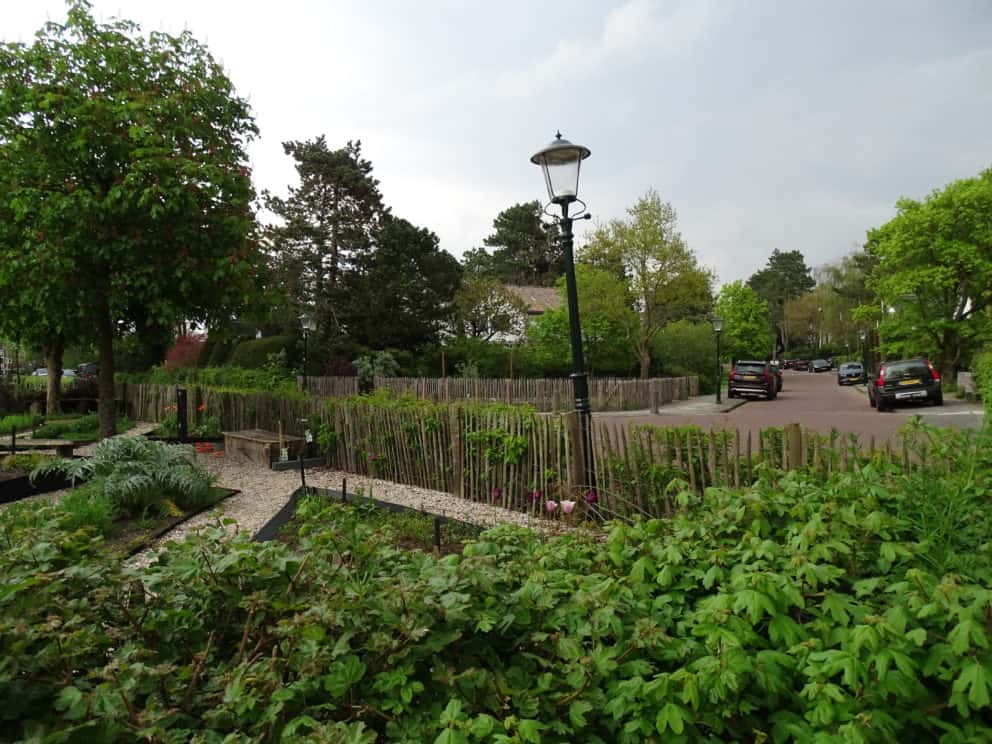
[898,379,920,386]
[743,375,758,381]
[896,390,925,400]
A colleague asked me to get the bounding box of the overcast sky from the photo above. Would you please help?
[6,0,991,284]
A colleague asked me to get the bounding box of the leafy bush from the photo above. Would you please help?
[55,484,115,536]
[119,364,299,395]
[974,350,992,413]
[227,334,297,369]
[653,319,719,393]
[34,437,217,516]
[33,414,133,440]
[0,412,43,436]
[4,425,992,741]
[0,452,51,473]
[353,350,400,391]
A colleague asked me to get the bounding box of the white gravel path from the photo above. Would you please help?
[162,454,565,546]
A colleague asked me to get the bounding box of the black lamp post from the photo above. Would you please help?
[859,329,868,382]
[531,132,595,494]
[300,313,316,393]
[712,316,723,404]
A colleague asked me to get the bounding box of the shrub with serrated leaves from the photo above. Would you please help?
[2,424,992,742]
[34,436,216,516]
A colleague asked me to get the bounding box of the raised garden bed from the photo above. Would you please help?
[106,486,240,557]
[224,429,305,467]
[0,455,81,505]
[254,485,483,556]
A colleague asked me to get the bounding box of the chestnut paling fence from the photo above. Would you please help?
[301,375,698,412]
[120,383,940,522]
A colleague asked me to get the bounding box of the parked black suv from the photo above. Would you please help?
[728,360,777,400]
[868,358,942,412]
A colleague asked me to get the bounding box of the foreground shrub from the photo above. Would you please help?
[2,426,992,741]
[33,414,133,440]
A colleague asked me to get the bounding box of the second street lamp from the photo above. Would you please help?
[712,316,724,404]
[531,132,595,497]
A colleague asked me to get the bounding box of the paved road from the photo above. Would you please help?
[605,369,984,442]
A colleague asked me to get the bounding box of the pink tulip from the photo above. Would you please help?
[527,488,542,502]
[491,487,501,501]
[585,490,598,504]
[561,500,576,514]
[545,500,558,513]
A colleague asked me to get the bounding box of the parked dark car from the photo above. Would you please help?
[792,359,809,372]
[770,361,783,392]
[868,358,942,412]
[810,359,831,373]
[837,362,865,385]
[76,362,100,380]
[728,360,777,400]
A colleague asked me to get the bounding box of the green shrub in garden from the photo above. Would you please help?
[974,350,992,415]
[34,437,216,516]
[1,424,991,741]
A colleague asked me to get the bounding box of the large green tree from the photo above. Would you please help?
[582,190,713,378]
[714,281,771,362]
[748,249,815,353]
[464,201,561,286]
[264,137,387,326]
[864,168,992,374]
[339,216,461,351]
[0,2,262,436]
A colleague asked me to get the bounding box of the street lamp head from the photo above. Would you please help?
[530,131,591,205]
[711,316,724,333]
[300,313,316,333]
[858,329,866,341]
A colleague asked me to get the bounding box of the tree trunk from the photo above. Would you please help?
[44,337,64,415]
[639,349,651,379]
[96,298,117,439]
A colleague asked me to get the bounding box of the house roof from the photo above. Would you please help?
[505,285,563,314]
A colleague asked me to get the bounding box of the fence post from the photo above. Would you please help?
[450,407,464,498]
[785,423,802,471]
[176,386,189,443]
[650,380,659,414]
[564,412,583,495]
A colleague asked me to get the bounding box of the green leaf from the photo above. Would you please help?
[54,686,86,721]
[953,661,992,710]
[470,714,496,738]
[656,702,686,734]
[569,700,593,729]
[517,718,543,743]
[906,628,927,646]
[323,655,367,698]
[434,730,468,744]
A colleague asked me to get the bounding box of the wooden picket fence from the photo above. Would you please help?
[310,375,697,411]
[118,383,937,523]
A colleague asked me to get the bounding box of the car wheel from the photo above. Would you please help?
[868,391,876,407]
[877,398,887,412]
[933,394,943,407]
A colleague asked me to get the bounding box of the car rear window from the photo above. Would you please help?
[735,363,766,373]
[840,363,861,371]
[883,361,932,380]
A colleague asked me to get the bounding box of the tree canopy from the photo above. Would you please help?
[714,281,771,362]
[863,168,992,374]
[582,190,713,377]
[0,1,263,435]
[461,201,561,286]
[748,249,815,351]
[339,216,461,351]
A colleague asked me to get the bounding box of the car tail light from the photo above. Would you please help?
[729,370,735,382]
[765,371,773,383]
[876,368,885,388]
[925,359,940,382]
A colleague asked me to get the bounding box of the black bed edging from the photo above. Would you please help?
[252,486,485,543]
[123,487,241,558]
[0,470,84,505]
[143,434,226,448]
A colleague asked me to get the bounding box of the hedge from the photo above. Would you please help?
[227,334,297,369]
